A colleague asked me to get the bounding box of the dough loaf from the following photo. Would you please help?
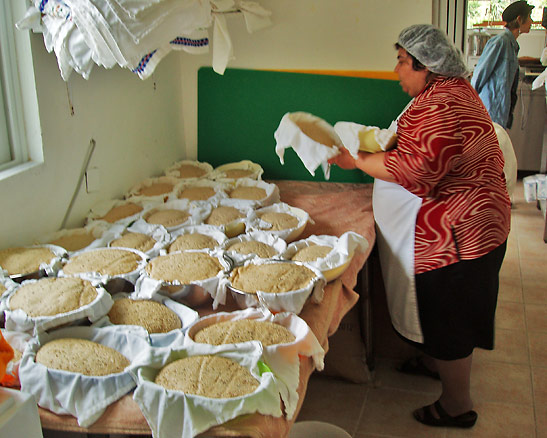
[36,338,130,376]
[291,244,332,262]
[9,277,97,317]
[168,234,218,252]
[0,247,56,276]
[154,355,259,398]
[146,252,222,283]
[194,319,295,346]
[230,262,315,294]
[108,298,181,333]
[62,248,142,276]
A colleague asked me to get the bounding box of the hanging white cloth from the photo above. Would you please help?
[16,0,272,80]
[212,12,234,75]
[238,0,272,32]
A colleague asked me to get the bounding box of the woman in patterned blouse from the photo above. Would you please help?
[330,24,511,429]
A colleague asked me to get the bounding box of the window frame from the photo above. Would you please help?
[0,0,43,178]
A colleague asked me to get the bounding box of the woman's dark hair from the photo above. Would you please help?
[394,43,427,71]
[505,12,531,30]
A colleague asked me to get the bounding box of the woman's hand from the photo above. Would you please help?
[329,147,397,183]
[328,146,357,169]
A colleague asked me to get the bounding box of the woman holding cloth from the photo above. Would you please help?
[330,24,510,428]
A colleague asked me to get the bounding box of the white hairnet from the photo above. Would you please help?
[397,24,470,78]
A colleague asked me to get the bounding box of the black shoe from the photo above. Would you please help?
[413,400,478,428]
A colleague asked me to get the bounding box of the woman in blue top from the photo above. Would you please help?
[471,1,533,129]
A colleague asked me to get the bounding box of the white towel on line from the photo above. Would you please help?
[17,0,272,80]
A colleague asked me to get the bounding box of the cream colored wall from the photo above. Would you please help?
[179,0,432,159]
[1,34,185,247]
[1,0,431,248]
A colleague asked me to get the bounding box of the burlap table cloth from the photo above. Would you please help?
[38,181,375,437]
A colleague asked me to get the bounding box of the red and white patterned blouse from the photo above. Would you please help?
[384,76,511,274]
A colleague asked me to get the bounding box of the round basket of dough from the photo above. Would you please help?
[164,160,213,180]
[274,112,341,179]
[226,259,326,314]
[86,198,152,227]
[209,160,264,182]
[40,222,120,255]
[58,247,148,293]
[3,277,113,333]
[132,342,281,438]
[185,308,325,419]
[106,221,170,258]
[251,202,309,243]
[222,230,287,265]
[282,231,369,282]
[19,325,151,428]
[96,292,198,347]
[166,225,227,253]
[126,176,180,203]
[203,200,256,238]
[141,199,211,233]
[136,250,231,309]
[173,179,229,205]
[0,244,66,282]
[334,121,397,155]
[224,178,280,208]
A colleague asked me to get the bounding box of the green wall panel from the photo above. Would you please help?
[198,67,411,183]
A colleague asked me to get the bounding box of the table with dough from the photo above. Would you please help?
[35,180,376,437]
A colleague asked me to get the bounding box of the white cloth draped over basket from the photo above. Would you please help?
[16,0,272,80]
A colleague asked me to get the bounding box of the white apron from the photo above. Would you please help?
[373,180,423,343]
[373,99,424,343]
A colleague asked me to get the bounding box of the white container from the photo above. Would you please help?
[523,175,538,202]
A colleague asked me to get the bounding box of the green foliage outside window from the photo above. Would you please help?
[468,0,547,28]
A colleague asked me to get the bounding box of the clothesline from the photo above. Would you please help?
[16,0,273,81]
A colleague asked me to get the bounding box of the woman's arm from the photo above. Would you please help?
[329,147,397,183]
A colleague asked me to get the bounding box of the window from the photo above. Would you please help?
[0,1,42,175]
[468,0,547,29]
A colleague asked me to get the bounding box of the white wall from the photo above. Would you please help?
[0,0,431,248]
[0,34,185,247]
[179,0,432,158]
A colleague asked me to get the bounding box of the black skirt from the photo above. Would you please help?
[398,241,507,361]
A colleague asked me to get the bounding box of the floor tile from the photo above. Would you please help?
[525,303,547,332]
[445,401,536,438]
[520,256,547,284]
[529,331,547,366]
[522,277,547,304]
[369,358,441,395]
[499,252,520,274]
[470,361,533,405]
[356,388,446,438]
[474,328,529,365]
[498,276,524,303]
[532,366,547,406]
[536,404,547,438]
[495,301,526,331]
[355,433,411,438]
[295,374,368,434]
[498,274,524,303]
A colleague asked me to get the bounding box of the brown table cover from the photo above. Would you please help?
[37,181,375,437]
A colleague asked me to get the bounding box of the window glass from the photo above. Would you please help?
[0,80,11,164]
[468,0,547,29]
[0,1,33,172]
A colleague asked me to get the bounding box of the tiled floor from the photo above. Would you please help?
[296,180,547,438]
